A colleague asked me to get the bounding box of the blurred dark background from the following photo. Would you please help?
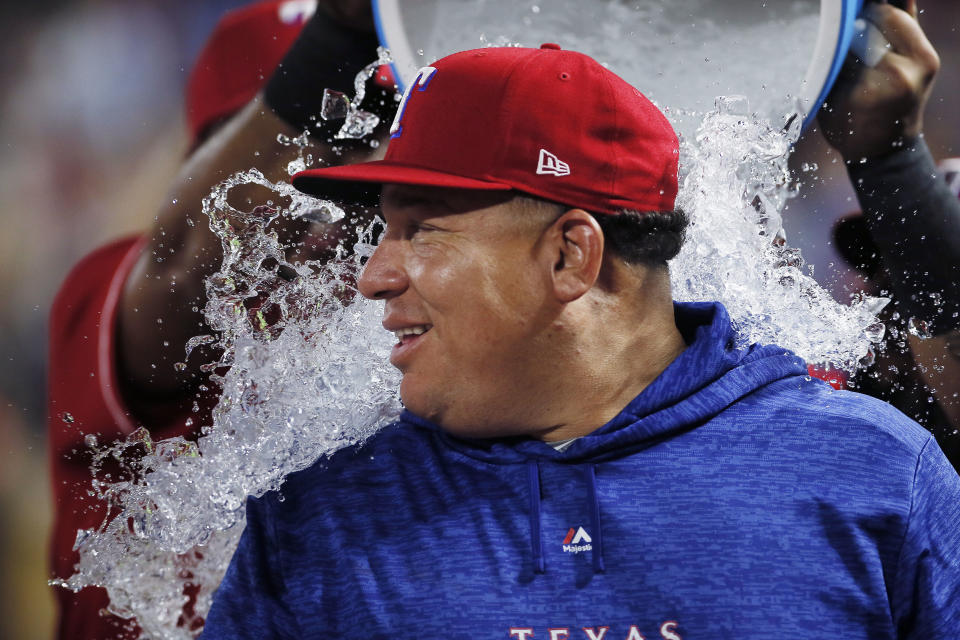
[0,1,956,638]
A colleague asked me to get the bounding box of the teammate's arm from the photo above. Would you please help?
[117,5,386,426]
[819,1,960,446]
[118,98,306,399]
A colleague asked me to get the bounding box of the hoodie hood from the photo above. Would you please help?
[401,301,808,464]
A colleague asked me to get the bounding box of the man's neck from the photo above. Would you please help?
[534,315,686,442]
[531,267,686,442]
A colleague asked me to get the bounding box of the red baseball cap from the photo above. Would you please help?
[186,0,315,144]
[292,44,679,215]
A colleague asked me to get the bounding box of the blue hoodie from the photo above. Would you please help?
[203,302,960,639]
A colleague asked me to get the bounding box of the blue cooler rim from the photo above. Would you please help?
[804,0,865,129]
[372,1,403,94]
[374,0,867,129]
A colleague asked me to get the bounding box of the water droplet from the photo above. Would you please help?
[714,95,749,115]
[863,322,885,343]
[320,89,349,121]
[861,296,890,316]
[907,317,933,340]
[61,412,75,424]
[84,434,98,448]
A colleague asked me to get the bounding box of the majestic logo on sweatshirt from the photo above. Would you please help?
[562,526,592,554]
[510,621,682,640]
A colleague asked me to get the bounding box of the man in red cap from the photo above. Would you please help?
[47,1,391,637]
[202,44,960,639]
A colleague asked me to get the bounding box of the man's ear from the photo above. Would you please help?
[543,209,605,303]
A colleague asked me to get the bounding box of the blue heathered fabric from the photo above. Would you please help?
[203,302,960,639]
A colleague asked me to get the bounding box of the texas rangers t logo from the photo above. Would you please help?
[390,66,438,139]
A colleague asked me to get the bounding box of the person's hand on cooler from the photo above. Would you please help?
[819,0,939,161]
[815,0,960,333]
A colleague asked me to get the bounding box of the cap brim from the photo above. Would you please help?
[292,161,513,205]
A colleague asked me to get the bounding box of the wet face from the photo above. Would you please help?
[357,185,559,436]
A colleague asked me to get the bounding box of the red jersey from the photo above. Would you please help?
[48,237,203,639]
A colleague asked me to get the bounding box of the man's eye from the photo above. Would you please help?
[409,222,437,235]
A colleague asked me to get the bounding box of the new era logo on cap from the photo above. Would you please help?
[536,149,570,177]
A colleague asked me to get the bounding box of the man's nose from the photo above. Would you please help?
[357,239,407,300]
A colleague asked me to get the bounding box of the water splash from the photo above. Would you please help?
[323,46,394,140]
[55,57,401,639]
[56,169,400,639]
[276,129,312,176]
[672,96,885,370]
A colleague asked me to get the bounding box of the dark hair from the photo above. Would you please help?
[517,195,688,267]
[591,209,688,266]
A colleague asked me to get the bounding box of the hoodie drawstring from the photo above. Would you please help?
[586,464,605,573]
[527,461,545,573]
[528,461,605,575]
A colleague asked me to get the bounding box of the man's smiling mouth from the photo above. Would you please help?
[393,325,432,345]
